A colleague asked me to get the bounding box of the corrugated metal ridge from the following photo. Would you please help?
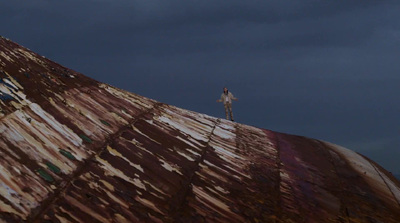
[1,35,400,223]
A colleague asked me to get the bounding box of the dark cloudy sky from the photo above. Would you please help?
[1,1,399,174]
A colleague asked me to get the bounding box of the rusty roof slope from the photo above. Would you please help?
[0,36,400,223]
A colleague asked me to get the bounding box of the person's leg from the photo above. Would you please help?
[228,103,234,121]
[224,104,229,120]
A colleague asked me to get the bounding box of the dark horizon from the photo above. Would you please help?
[1,1,399,174]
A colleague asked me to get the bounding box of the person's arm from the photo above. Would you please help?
[230,93,238,101]
[216,94,223,102]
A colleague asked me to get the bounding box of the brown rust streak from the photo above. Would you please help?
[276,134,344,222]
[228,125,282,222]
[275,133,303,222]
[30,102,163,222]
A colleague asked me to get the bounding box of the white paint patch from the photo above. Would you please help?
[0,182,19,202]
[157,116,209,142]
[0,111,80,173]
[3,78,19,90]
[177,150,196,161]
[214,186,229,194]
[223,163,251,179]
[199,161,229,182]
[218,123,235,131]
[176,136,201,149]
[0,199,25,219]
[135,196,165,215]
[0,51,15,62]
[96,156,147,190]
[213,125,235,140]
[159,159,183,175]
[99,84,154,109]
[164,106,215,127]
[29,103,83,147]
[59,207,82,223]
[192,185,235,217]
[121,108,133,119]
[212,145,243,161]
[0,84,14,96]
[143,180,169,197]
[0,164,45,216]
[186,147,202,157]
[16,48,46,65]
[107,146,144,173]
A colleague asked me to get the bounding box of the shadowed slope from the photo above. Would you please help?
[0,36,400,222]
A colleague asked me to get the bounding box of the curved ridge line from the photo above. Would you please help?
[367,158,400,208]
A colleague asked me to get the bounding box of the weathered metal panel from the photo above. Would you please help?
[1,36,400,223]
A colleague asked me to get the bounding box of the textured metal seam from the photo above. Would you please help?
[317,140,350,223]
[273,131,283,221]
[171,118,220,221]
[30,102,162,222]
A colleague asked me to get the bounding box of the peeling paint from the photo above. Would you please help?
[0,36,400,223]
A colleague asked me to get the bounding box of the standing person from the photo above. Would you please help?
[216,87,238,121]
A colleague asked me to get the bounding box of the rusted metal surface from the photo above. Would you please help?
[1,36,400,222]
